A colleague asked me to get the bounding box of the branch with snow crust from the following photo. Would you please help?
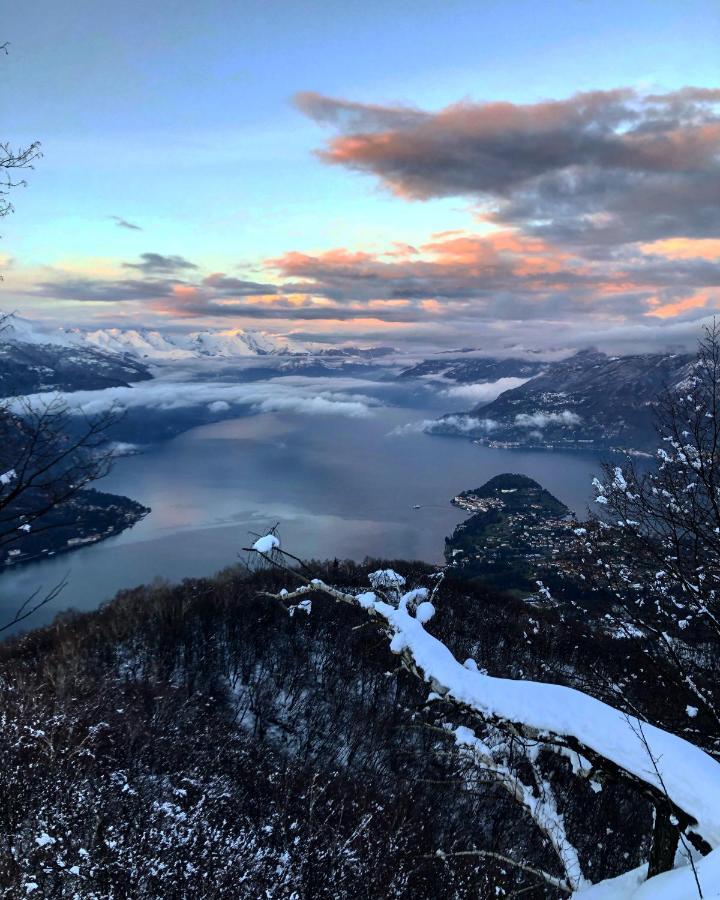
[257,562,720,897]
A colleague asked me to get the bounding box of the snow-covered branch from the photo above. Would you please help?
[431,847,573,894]
[261,566,720,897]
[449,723,586,892]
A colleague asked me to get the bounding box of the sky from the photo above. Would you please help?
[2,0,719,351]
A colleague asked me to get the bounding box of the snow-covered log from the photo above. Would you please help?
[264,570,720,897]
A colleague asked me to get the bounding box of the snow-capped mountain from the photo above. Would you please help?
[0,318,152,398]
[429,348,695,450]
[1,315,73,348]
[57,325,396,366]
[62,326,314,361]
[69,328,196,361]
[1,317,397,384]
[2,317,313,361]
[182,328,296,358]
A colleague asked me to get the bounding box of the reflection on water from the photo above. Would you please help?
[0,403,603,633]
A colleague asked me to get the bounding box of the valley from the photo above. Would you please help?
[0,408,601,633]
[2,316,676,595]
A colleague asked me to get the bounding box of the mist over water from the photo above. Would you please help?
[0,399,602,633]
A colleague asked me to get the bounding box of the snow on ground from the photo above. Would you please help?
[373,592,720,846]
[578,848,720,898]
[376,585,720,897]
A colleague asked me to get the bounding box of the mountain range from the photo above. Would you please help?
[398,346,696,450]
[428,348,694,450]
[66,326,311,360]
[4,317,322,361]
[73,326,395,365]
[2,316,698,452]
[0,325,152,397]
[399,354,548,383]
[0,317,396,397]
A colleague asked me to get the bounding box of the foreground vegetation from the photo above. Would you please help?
[2,555,695,899]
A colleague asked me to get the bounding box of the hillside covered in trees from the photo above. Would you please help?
[0,560,667,899]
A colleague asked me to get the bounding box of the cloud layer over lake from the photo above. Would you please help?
[11,377,384,420]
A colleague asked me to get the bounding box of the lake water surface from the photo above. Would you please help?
[0,399,603,632]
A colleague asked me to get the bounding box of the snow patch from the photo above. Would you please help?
[252,534,280,554]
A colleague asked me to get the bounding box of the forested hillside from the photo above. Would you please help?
[0,558,690,899]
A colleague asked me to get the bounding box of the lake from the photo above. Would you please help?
[0,395,604,633]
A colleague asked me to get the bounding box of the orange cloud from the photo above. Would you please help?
[645,291,717,319]
[640,238,720,261]
[171,284,201,299]
[420,231,575,281]
[367,299,411,308]
[271,248,375,275]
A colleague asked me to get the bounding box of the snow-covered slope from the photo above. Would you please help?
[3,317,309,360]
[183,328,294,357]
[65,326,308,360]
[66,328,197,360]
[2,315,73,348]
[0,318,152,397]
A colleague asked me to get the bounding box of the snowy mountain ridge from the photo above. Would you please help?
[0,316,399,399]
[66,326,309,360]
[3,317,320,361]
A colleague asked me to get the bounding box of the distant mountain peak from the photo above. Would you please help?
[184,328,294,357]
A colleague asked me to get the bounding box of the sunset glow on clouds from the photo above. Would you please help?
[4,0,719,350]
[16,208,719,342]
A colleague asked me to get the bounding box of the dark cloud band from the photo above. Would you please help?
[296,88,720,247]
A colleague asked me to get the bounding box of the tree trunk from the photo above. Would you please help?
[648,806,680,878]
